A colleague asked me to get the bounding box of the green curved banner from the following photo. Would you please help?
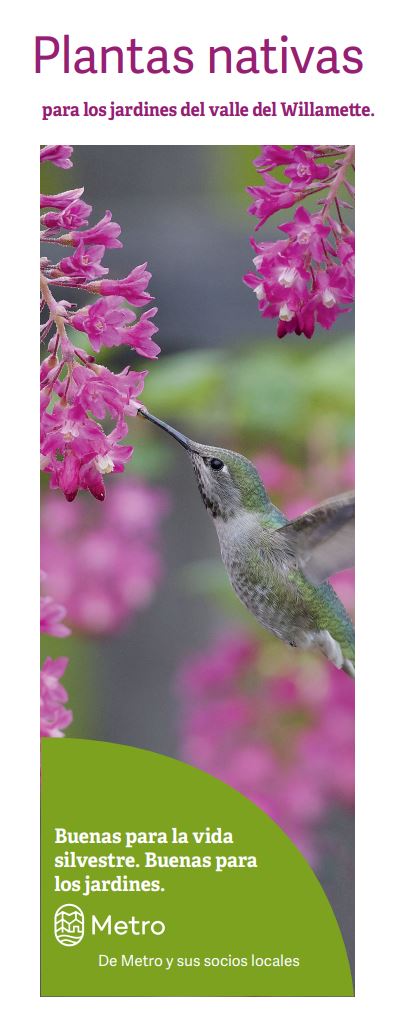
[41,739,353,996]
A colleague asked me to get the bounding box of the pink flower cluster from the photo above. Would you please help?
[244,145,355,338]
[40,575,72,738]
[40,145,159,503]
[41,479,169,635]
[179,634,354,863]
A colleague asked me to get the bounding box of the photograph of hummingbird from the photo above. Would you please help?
[138,408,355,678]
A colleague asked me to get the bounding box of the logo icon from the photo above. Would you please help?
[54,904,84,947]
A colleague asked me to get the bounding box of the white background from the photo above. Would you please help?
[2,0,393,1025]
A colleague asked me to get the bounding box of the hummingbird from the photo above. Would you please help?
[138,408,355,678]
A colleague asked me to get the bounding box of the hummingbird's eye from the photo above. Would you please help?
[210,458,224,471]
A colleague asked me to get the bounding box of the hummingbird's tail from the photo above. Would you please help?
[341,658,355,679]
[315,630,355,679]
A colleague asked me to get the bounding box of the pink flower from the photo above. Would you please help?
[40,571,72,738]
[41,403,133,503]
[278,207,331,262]
[123,308,160,358]
[40,188,84,210]
[312,268,353,329]
[41,401,109,501]
[244,145,355,338]
[40,145,73,168]
[54,451,83,503]
[337,233,355,273]
[41,199,92,231]
[41,358,148,502]
[254,146,294,171]
[41,400,103,454]
[262,259,309,302]
[245,244,315,339]
[57,241,109,282]
[70,365,147,421]
[58,242,109,281]
[277,306,315,340]
[41,479,169,634]
[64,210,122,249]
[180,634,259,697]
[96,261,153,305]
[84,417,133,489]
[70,298,131,350]
[247,177,300,229]
[69,299,160,358]
[104,477,169,533]
[40,593,70,637]
[40,656,72,737]
[251,237,288,267]
[253,146,325,173]
[284,147,329,186]
[40,145,160,502]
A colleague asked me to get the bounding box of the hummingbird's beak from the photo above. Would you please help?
[137,408,193,451]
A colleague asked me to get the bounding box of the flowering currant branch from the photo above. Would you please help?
[244,145,355,339]
[40,573,72,738]
[41,481,169,635]
[40,145,160,502]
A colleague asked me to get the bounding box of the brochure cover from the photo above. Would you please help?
[39,139,355,999]
[4,1,392,1024]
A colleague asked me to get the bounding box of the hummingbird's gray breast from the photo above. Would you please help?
[215,511,315,642]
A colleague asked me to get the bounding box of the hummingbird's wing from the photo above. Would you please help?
[275,491,355,585]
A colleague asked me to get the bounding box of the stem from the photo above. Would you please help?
[335,197,345,227]
[62,372,72,402]
[51,336,59,359]
[40,272,76,365]
[41,359,66,390]
[297,178,337,202]
[316,149,347,157]
[46,278,84,289]
[321,239,333,266]
[74,348,96,367]
[40,273,67,338]
[344,180,355,199]
[321,146,355,219]
[40,320,53,343]
[40,233,70,247]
